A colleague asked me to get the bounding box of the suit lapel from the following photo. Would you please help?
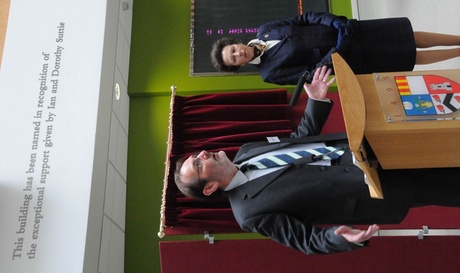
[229,133,348,200]
[261,38,288,63]
[284,132,348,145]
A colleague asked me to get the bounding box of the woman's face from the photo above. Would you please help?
[221,43,255,66]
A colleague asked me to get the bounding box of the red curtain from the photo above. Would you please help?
[164,89,295,235]
[163,89,346,235]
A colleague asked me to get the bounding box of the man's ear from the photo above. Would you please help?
[203,181,218,196]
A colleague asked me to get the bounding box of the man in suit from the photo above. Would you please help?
[210,11,460,85]
[174,66,460,255]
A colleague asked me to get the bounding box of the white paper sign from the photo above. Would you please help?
[0,1,108,272]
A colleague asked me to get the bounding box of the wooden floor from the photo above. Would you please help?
[0,0,11,68]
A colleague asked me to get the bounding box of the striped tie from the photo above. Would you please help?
[244,146,344,170]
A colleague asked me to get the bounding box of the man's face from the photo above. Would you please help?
[221,43,254,66]
[180,150,237,193]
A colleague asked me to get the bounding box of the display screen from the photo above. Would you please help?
[190,0,329,75]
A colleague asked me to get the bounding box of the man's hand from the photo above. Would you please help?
[334,224,380,244]
[303,66,335,100]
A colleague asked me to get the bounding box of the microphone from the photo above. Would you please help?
[289,70,311,106]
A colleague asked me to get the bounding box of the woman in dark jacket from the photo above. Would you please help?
[211,12,460,85]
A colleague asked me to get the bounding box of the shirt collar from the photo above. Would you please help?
[247,39,281,65]
[224,169,248,191]
[247,39,266,65]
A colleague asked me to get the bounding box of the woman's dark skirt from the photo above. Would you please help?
[343,17,416,74]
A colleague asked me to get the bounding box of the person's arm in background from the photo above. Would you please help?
[262,11,348,29]
[290,66,335,138]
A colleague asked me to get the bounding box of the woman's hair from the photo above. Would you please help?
[210,37,243,72]
[174,156,223,200]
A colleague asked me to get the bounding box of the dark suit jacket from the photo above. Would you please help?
[255,12,343,85]
[225,98,415,255]
[255,12,416,85]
